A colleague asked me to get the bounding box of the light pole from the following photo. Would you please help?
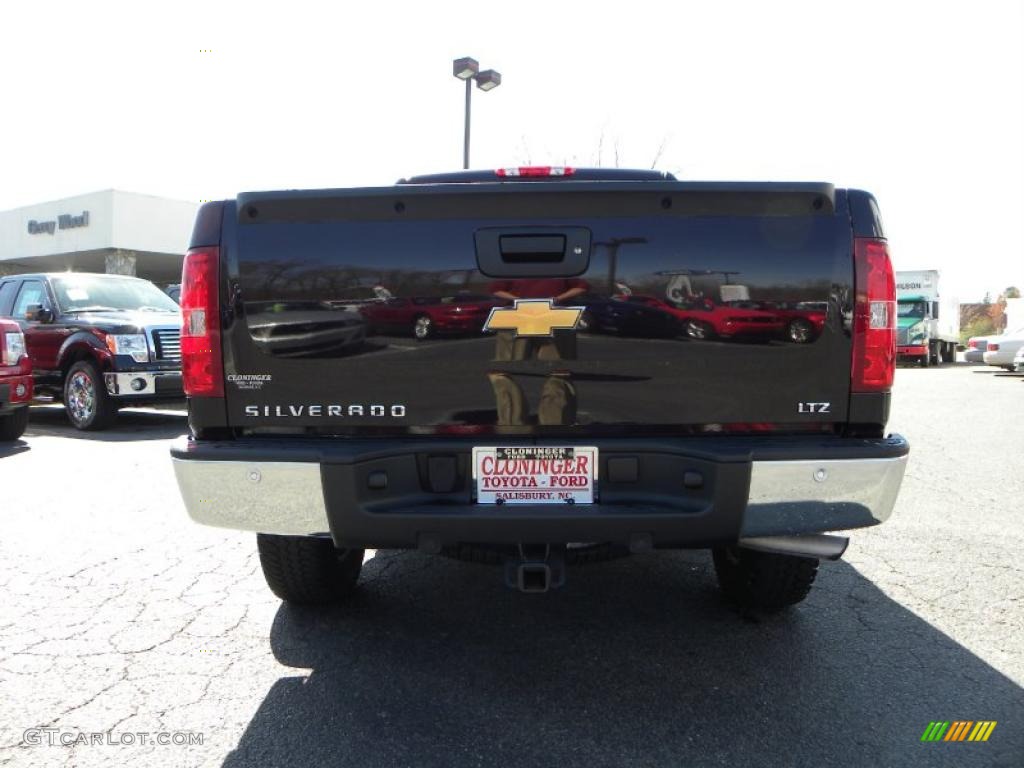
[595,237,648,293]
[453,57,502,169]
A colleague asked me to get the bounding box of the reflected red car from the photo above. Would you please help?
[623,295,785,340]
[360,295,502,340]
[762,302,828,343]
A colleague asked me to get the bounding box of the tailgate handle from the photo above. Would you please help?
[499,235,566,263]
[475,227,591,277]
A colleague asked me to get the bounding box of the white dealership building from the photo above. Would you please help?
[0,190,199,286]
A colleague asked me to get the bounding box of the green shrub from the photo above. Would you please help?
[961,317,996,345]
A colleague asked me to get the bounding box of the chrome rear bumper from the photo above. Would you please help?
[172,458,329,536]
[740,455,908,536]
[171,437,909,545]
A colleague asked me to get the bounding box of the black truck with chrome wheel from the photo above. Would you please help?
[171,168,909,615]
[0,273,184,430]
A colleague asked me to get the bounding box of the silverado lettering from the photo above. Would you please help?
[171,167,909,613]
[243,404,406,417]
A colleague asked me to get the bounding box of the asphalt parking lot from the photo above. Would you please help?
[0,362,1021,768]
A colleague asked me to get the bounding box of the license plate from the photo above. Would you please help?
[472,446,598,504]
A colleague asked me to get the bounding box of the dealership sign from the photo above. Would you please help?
[27,211,90,235]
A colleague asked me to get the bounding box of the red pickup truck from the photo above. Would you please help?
[0,319,33,441]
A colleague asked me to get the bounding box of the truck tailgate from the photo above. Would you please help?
[221,182,852,436]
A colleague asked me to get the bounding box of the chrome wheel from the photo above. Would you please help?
[788,319,813,344]
[66,370,96,425]
[686,319,710,340]
[413,315,432,340]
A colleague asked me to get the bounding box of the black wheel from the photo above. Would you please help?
[63,360,117,430]
[685,319,714,340]
[787,318,814,344]
[413,314,433,340]
[918,350,931,367]
[932,343,942,366]
[577,310,596,333]
[0,407,29,441]
[257,534,364,604]
[712,546,819,613]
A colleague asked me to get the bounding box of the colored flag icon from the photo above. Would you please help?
[921,721,996,742]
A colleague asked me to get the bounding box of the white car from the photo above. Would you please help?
[1014,344,1024,372]
[983,333,1024,370]
[964,336,991,363]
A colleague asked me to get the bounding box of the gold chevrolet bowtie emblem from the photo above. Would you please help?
[483,299,584,337]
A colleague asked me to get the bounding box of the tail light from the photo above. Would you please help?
[988,343,999,352]
[968,340,978,349]
[180,247,224,397]
[496,166,575,178]
[851,238,896,393]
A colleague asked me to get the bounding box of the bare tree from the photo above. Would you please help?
[649,135,669,169]
[517,130,674,170]
[516,134,533,166]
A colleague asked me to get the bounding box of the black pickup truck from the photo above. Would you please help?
[170,167,909,613]
[0,273,184,429]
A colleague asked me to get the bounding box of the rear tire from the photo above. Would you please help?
[0,408,29,441]
[63,360,118,430]
[712,546,819,613]
[257,534,364,604]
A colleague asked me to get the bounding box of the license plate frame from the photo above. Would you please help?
[472,446,599,505]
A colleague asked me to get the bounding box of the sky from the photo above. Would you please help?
[2,0,1021,301]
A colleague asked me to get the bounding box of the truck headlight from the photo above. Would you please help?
[2,331,26,365]
[106,334,150,363]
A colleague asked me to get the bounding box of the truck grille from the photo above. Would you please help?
[896,327,911,346]
[152,328,181,360]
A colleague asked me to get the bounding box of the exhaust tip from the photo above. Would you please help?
[738,534,849,561]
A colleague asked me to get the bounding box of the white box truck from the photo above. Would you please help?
[895,270,960,366]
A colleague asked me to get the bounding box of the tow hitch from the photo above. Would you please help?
[504,544,567,593]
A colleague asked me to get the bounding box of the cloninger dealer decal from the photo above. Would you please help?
[473,446,598,504]
[227,374,272,391]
